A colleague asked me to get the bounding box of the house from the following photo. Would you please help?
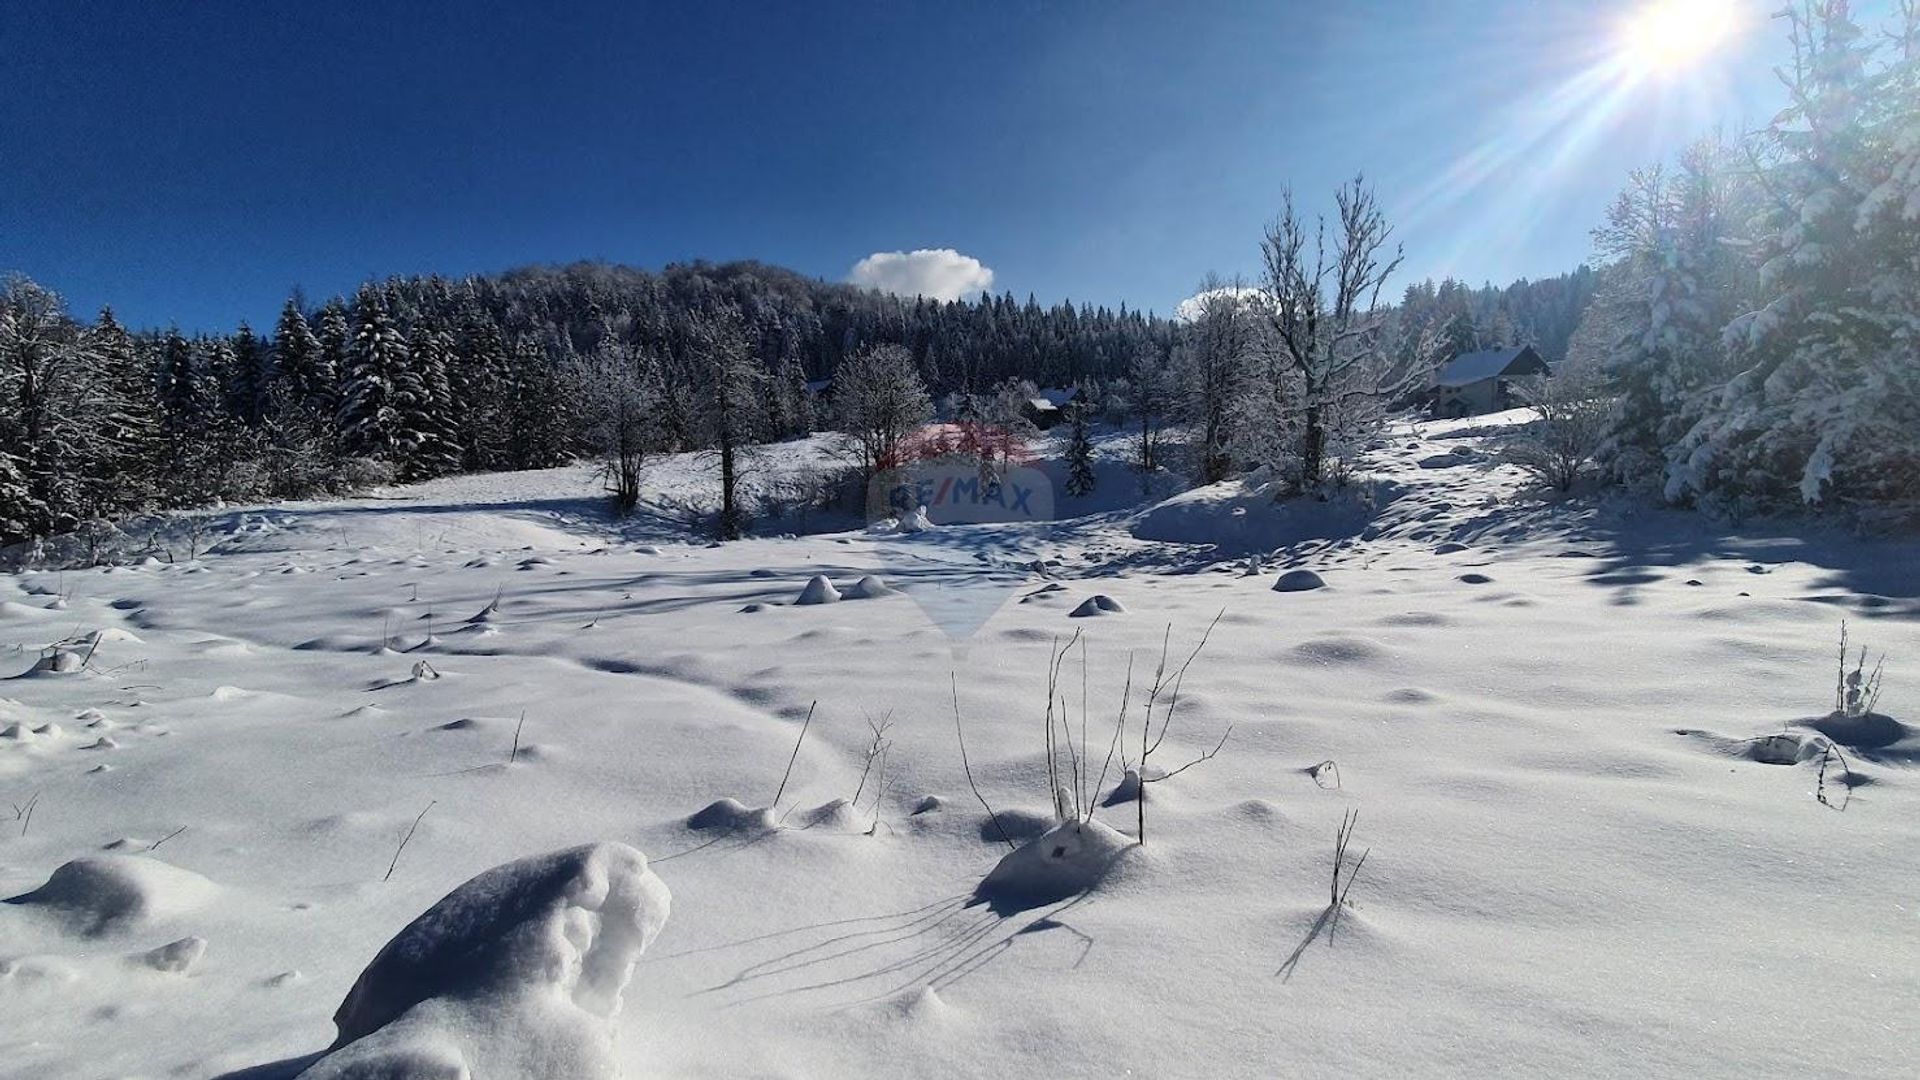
[1021,386,1083,430]
[803,376,833,401]
[1429,345,1550,418]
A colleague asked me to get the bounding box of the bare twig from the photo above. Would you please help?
[1088,652,1135,817]
[954,675,1016,850]
[771,701,816,809]
[12,791,42,838]
[150,825,187,851]
[384,801,436,882]
[1144,724,1234,783]
[509,710,526,765]
[1136,611,1225,842]
[1815,739,1854,811]
[1328,809,1370,938]
[851,711,894,806]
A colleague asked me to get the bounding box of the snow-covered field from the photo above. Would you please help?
[3,415,1916,1079]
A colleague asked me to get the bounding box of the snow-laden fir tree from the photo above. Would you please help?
[1590,143,1745,490]
[338,284,411,461]
[228,321,271,427]
[401,315,463,480]
[1666,2,1920,517]
[83,307,161,520]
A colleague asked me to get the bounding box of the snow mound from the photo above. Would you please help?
[794,575,841,605]
[1131,479,1382,553]
[896,505,933,533]
[303,843,670,1080]
[1068,594,1126,617]
[687,797,777,832]
[5,855,217,937]
[142,935,209,974]
[973,818,1135,914]
[1272,569,1327,592]
[794,798,867,832]
[1796,712,1918,763]
[845,575,896,599]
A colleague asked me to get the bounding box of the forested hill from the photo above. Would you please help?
[0,255,1594,546]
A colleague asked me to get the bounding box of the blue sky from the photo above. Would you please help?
[2,1,1786,331]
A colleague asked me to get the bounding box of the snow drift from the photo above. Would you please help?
[5,855,217,938]
[298,842,670,1080]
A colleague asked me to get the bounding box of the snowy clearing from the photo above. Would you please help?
[2,415,1916,1079]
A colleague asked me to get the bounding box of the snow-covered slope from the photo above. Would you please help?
[1,416,1915,1079]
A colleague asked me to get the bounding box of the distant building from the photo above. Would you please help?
[1021,386,1083,430]
[803,376,833,401]
[1430,346,1549,417]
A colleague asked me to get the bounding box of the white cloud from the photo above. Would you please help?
[847,248,995,302]
[1173,285,1272,323]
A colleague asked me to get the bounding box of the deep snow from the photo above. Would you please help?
[1,414,1916,1078]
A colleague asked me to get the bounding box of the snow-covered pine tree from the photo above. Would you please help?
[1064,400,1095,496]
[156,328,197,439]
[312,299,349,421]
[83,307,161,519]
[450,294,511,471]
[400,315,462,480]
[339,284,409,461]
[228,321,271,426]
[0,277,85,541]
[270,297,320,410]
[505,335,571,470]
[1666,2,1920,518]
[1592,143,1744,490]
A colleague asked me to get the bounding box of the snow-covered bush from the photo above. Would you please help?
[1498,368,1612,492]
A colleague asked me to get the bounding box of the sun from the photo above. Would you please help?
[1620,0,1740,73]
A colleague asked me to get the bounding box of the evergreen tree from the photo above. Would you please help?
[271,298,322,411]
[229,321,270,425]
[1666,2,1920,515]
[1064,401,1095,496]
[338,285,410,460]
[313,299,350,421]
[84,307,161,519]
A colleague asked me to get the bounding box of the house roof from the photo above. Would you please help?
[1026,397,1061,413]
[1035,386,1080,408]
[1435,346,1536,388]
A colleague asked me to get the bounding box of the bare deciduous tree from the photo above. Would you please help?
[1260,177,1415,489]
[834,342,932,479]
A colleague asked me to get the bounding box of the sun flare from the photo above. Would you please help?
[1621,0,1740,73]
